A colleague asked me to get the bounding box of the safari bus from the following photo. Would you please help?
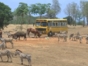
[34,19,68,37]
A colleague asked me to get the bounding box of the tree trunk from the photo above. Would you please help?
[87,16,88,26]
[74,17,76,26]
[83,17,85,27]
[69,16,71,26]
[20,14,24,31]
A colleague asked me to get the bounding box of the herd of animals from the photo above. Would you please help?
[0,27,88,66]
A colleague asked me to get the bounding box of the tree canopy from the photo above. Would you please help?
[0,2,13,29]
[2,1,88,27]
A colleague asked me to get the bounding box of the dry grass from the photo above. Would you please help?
[0,24,88,66]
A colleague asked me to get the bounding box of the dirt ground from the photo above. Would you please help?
[1,24,88,66]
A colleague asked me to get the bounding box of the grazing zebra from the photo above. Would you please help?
[69,34,74,40]
[72,35,79,41]
[70,32,80,41]
[78,36,83,43]
[0,38,14,48]
[59,31,68,34]
[0,49,12,62]
[55,33,68,42]
[70,32,83,43]
[86,35,88,44]
[15,49,31,66]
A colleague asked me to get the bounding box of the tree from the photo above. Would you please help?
[36,3,47,18]
[15,2,29,30]
[0,2,12,29]
[64,3,71,16]
[80,1,86,27]
[80,1,88,25]
[64,3,72,25]
[29,4,39,15]
[46,9,56,18]
[65,2,79,26]
[30,3,50,18]
[63,16,74,25]
[52,0,61,17]
[45,3,56,18]
[76,9,83,25]
[70,2,78,26]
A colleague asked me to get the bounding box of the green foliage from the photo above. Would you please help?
[37,3,47,17]
[29,4,39,15]
[80,1,88,25]
[76,9,83,22]
[46,9,56,18]
[10,15,37,24]
[15,2,29,16]
[65,2,81,26]
[0,2,12,29]
[63,16,74,25]
[45,3,56,18]
[30,3,51,18]
[77,21,83,25]
[14,2,29,24]
[81,2,88,16]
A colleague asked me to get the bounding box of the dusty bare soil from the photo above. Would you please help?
[0,24,88,66]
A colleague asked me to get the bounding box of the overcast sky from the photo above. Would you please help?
[0,0,80,18]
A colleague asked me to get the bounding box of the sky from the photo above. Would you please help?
[0,0,80,18]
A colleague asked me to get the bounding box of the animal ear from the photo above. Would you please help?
[16,49,18,51]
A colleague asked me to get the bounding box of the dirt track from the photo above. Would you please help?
[0,24,88,66]
[1,37,88,66]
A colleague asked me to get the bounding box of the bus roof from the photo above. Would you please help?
[36,19,67,21]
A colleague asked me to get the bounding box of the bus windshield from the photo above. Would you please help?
[36,22,47,26]
[35,22,41,26]
[41,22,47,26]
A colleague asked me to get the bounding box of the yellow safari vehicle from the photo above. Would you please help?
[35,19,68,36]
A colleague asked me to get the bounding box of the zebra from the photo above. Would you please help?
[69,33,74,40]
[70,33,83,43]
[55,33,68,42]
[69,32,80,41]
[78,36,83,43]
[0,41,5,50]
[0,38,14,48]
[15,49,31,66]
[0,49,12,62]
[86,35,88,44]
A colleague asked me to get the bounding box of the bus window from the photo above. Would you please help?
[62,22,64,26]
[41,22,47,26]
[62,22,67,26]
[53,22,55,26]
[58,22,61,26]
[56,22,58,26]
[64,22,67,26]
[48,21,52,26]
[35,22,41,26]
[61,22,64,26]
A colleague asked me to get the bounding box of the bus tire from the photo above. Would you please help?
[48,31,53,37]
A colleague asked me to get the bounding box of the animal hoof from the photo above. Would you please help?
[11,61,12,63]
